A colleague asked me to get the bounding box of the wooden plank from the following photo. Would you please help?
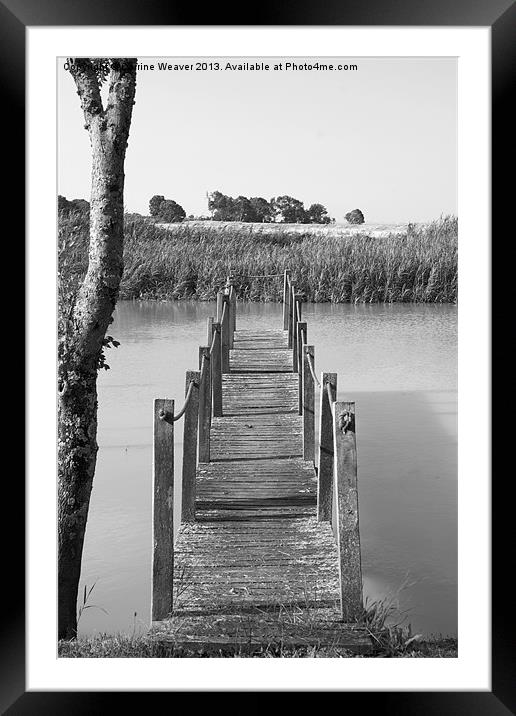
[181,371,200,523]
[317,372,337,521]
[152,398,174,621]
[333,401,363,621]
[230,349,293,373]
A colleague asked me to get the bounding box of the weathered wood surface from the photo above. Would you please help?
[152,399,174,621]
[151,328,369,653]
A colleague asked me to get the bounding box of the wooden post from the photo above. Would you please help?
[333,401,363,621]
[198,347,211,463]
[206,316,214,346]
[288,283,295,348]
[296,321,307,406]
[216,291,224,323]
[221,295,230,374]
[228,286,236,349]
[317,372,337,521]
[283,269,291,331]
[181,370,200,523]
[303,346,315,461]
[152,398,174,621]
[230,284,237,335]
[292,296,302,373]
[211,322,222,417]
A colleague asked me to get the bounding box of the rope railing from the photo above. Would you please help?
[209,327,217,355]
[307,351,321,387]
[199,353,208,379]
[326,380,335,406]
[172,379,195,422]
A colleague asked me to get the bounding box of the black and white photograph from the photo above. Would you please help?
[56,54,459,659]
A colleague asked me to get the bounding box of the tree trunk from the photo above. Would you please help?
[58,59,136,639]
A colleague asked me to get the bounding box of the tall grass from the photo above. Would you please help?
[59,213,457,303]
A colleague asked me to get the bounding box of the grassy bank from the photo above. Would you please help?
[58,633,457,658]
[59,589,457,658]
[59,214,457,303]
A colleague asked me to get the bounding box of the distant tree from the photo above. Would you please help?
[58,195,71,212]
[233,195,256,222]
[149,194,165,217]
[306,203,330,224]
[71,198,90,213]
[249,197,273,223]
[271,195,306,224]
[58,196,90,214]
[157,199,186,223]
[345,209,365,225]
[208,191,236,221]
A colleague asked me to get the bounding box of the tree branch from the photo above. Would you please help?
[105,59,137,129]
[69,58,104,131]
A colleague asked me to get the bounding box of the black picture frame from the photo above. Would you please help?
[7,0,512,711]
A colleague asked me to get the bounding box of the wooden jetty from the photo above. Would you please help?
[151,272,371,654]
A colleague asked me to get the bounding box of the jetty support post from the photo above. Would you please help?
[297,321,307,409]
[181,370,200,523]
[303,346,315,461]
[216,290,224,323]
[229,281,237,342]
[283,269,291,331]
[317,372,337,521]
[206,316,213,346]
[198,347,211,463]
[152,398,175,622]
[333,400,363,621]
[211,322,222,417]
[292,295,302,372]
[288,283,295,348]
[221,294,231,374]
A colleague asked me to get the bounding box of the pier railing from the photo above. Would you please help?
[152,270,363,623]
[283,269,363,621]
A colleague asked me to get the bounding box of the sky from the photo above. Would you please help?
[58,57,457,223]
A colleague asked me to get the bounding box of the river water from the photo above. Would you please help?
[79,300,457,638]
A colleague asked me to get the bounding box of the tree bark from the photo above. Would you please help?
[58,59,136,639]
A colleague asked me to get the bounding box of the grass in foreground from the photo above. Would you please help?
[58,633,457,658]
[59,586,457,658]
[59,214,457,304]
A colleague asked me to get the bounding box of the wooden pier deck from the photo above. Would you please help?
[150,274,371,655]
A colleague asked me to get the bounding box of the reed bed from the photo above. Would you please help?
[59,214,457,303]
